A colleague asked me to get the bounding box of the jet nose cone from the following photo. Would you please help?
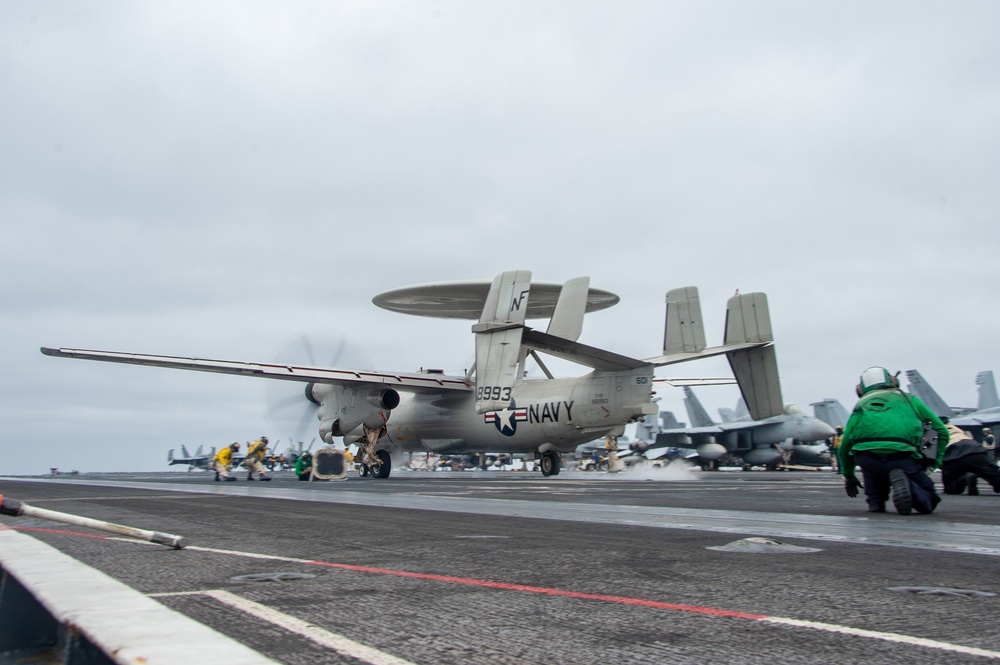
[810,420,837,440]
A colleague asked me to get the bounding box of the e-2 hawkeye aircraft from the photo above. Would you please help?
[42,270,783,479]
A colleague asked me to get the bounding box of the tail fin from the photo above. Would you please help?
[904,370,954,418]
[733,397,750,420]
[683,387,716,427]
[660,411,685,429]
[473,270,532,413]
[167,449,174,462]
[976,371,999,411]
[181,445,192,458]
[546,276,589,342]
[810,398,849,428]
[724,292,782,420]
[663,287,706,355]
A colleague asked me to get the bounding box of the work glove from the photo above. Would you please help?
[844,476,863,498]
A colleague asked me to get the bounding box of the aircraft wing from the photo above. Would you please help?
[40,347,472,393]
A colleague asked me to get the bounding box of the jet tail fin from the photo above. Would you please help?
[181,445,192,458]
[723,292,782,420]
[683,387,716,427]
[810,398,849,429]
[904,370,955,418]
[660,411,684,429]
[473,270,532,413]
[663,287,706,355]
[545,276,589,342]
[977,371,999,411]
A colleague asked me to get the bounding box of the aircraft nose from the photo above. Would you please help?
[810,420,837,440]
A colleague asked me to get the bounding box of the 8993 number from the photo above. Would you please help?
[477,386,512,401]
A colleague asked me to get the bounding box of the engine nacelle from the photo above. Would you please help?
[313,384,400,444]
[368,388,400,410]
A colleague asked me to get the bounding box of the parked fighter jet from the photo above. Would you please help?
[168,443,247,471]
[167,445,215,471]
[905,369,1000,438]
[42,270,783,479]
[641,387,835,469]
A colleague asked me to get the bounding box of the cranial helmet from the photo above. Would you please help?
[856,366,899,397]
[231,442,240,450]
[261,436,269,443]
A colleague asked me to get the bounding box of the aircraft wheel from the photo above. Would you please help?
[372,450,392,479]
[540,452,561,477]
[358,464,370,478]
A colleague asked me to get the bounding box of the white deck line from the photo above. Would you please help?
[0,527,278,665]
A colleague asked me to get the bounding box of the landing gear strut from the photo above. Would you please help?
[539,451,562,477]
[357,424,391,479]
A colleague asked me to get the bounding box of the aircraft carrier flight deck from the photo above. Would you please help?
[2,468,1000,664]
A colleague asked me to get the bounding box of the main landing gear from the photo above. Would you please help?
[539,451,562,477]
[356,424,391,479]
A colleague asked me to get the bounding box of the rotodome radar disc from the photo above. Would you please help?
[372,279,620,320]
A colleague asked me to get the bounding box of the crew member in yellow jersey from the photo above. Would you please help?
[213,443,239,482]
[242,436,272,481]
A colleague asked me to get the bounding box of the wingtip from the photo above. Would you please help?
[40,346,57,356]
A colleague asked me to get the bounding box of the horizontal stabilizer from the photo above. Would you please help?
[521,330,647,371]
[663,287,706,355]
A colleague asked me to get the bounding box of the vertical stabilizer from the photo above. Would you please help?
[733,397,749,420]
[977,371,999,411]
[683,387,716,427]
[811,398,849,429]
[660,411,684,429]
[546,276,589,342]
[663,287,706,355]
[473,270,532,413]
[905,370,955,418]
[724,292,782,420]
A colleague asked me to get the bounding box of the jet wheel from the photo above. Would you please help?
[358,464,370,478]
[540,452,561,477]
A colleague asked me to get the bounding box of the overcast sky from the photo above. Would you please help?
[2,2,997,475]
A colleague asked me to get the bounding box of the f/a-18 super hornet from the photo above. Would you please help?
[167,445,215,471]
[638,386,835,469]
[906,369,1000,439]
[42,270,783,479]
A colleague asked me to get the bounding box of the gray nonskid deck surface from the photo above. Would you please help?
[3,473,1000,665]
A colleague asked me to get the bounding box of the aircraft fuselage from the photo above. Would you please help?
[383,369,655,455]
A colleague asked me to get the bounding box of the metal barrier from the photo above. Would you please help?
[0,527,279,664]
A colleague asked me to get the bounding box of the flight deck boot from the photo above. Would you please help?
[889,468,912,515]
